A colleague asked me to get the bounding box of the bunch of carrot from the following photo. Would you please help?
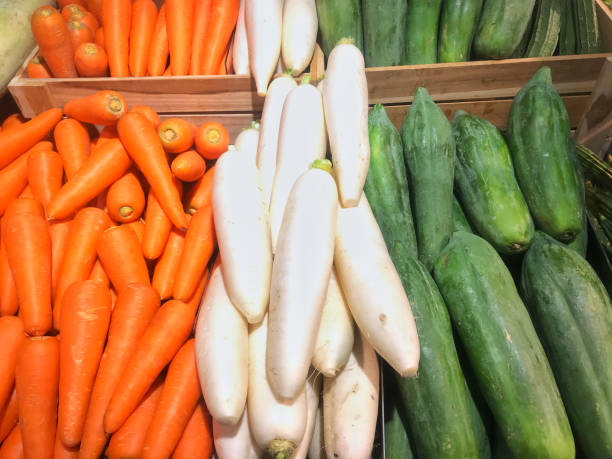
[0,89,232,457]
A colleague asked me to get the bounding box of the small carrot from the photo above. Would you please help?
[88,258,109,287]
[129,0,158,77]
[86,0,103,22]
[0,156,29,217]
[49,218,73,298]
[31,6,78,78]
[0,424,23,459]
[15,336,59,459]
[129,105,160,128]
[117,113,188,230]
[184,165,215,215]
[0,389,18,443]
[103,0,131,77]
[26,55,52,78]
[1,115,25,131]
[105,171,145,223]
[141,178,182,260]
[59,1,87,12]
[158,117,196,154]
[190,0,212,75]
[27,150,64,211]
[199,0,239,74]
[67,20,94,51]
[195,121,229,160]
[75,42,109,76]
[185,264,210,315]
[82,12,101,33]
[63,90,127,126]
[53,429,79,459]
[61,3,86,21]
[47,138,131,221]
[94,26,105,49]
[152,227,186,299]
[171,150,206,182]
[79,283,159,459]
[172,400,214,459]
[124,219,146,245]
[54,118,91,180]
[147,4,168,77]
[104,299,195,433]
[0,238,18,317]
[165,0,195,75]
[0,317,25,413]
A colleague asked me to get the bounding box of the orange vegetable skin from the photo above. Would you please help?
[67,20,94,51]
[152,227,186,299]
[27,150,64,210]
[158,117,196,154]
[0,389,18,443]
[199,0,239,74]
[190,0,212,75]
[54,118,91,180]
[171,149,207,182]
[129,0,158,76]
[141,179,182,260]
[106,171,146,223]
[75,42,109,77]
[0,424,24,459]
[129,105,161,128]
[31,6,78,78]
[165,0,195,75]
[27,55,52,78]
[195,121,230,160]
[0,155,29,217]
[103,0,131,76]
[173,400,214,459]
[184,165,215,215]
[63,90,127,126]
[0,317,25,412]
[147,4,168,77]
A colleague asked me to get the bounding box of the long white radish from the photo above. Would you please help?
[322,41,370,207]
[311,267,354,377]
[267,162,337,400]
[292,373,322,459]
[233,0,250,75]
[323,331,379,459]
[334,194,420,377]
[248,314,307,458]
[194,264,248,425]
[308,405,324,459]
[234,121,260,159]
[256,74,297,209]
[281,0,318,76]
[245,0,283,96]
[268,82,327,251]
[213,406,262,459]
[212,148,272,324]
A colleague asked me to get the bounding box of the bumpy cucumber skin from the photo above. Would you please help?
[558,0,577,55]
[405,0,444,64]
[438,0,484,62]
[452,195,473,233]
[575,0,601,53]
[362,0,407,67]
[315,0,363,57]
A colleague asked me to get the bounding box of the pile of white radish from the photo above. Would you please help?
[195,42,420,459]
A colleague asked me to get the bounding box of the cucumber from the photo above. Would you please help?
[566,211,588,256]
[520,232,612,458]
[405,0,444,64]
[438,0,484,63]
[433,231,575,458]
[559,0,577,55]
[507,66,585,242]
[383,366,414,459]
[473,0,536,59]
[511,9,535,58]
[401,87,455,271]
[452,110,534,254]
[364,104,418,260]
[362,0,407,67]
[452,195,473,233]
[524,0,561,57]
[575,0,601,54]
[315,0,363,57]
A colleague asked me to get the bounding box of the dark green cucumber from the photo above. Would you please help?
[575,0,601,53]
[507,66,585,242]
[473,0,536,59]
[401,87,455,270]
[383,366,414,459]
[452,110,534,254]
[452,195,473,233]
[362,0,407,67]
[364,104,418,260]
[559,0,577,55]
[524,0,561,57]
[567,211,588,256]
[315,0,363,57]
[438,0,484,62]
[520,232,612,458]
[405,0,444,64]
[433,231,575,458]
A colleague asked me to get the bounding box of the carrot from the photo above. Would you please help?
[173,400,214,459]
[125,219,146,245]
[3,198,44,219]
[190,0,212,75]
[162,65,172,76]
[185,264,210,315]
[0,389,18,443]
[88,258,109,286]
[158,117,196,154]
[54,118,90,180]
[53,429,79,459]
[67,20,94,51]
[141,339,201,459]
[82,11,101,33]
[103,0,131,77]
[95,125,118,147]
[117,113,188,230]
[0,107,63,169]
[0,424,23,459]
[165,0,195,75]
[199,0,239,74]
[1,115,24,131]
[0,156,29,217]
[86,0,103,22]
[129,105,160,128]
[195,121,229,160]
[26,55,52,78]
[147,4,168,77]
[17,186,33,199]
[61,3,86,21]
[75,42,109,76]
[59,0,87,10]
[173,204,215,301]
[152,227,186,300]
[15,336,59,459]
[105,171,145,223]
[171,149,206,182]
[94,26,105,49]
[63,90,127,126]
[0,238,18,317]
[141,179,182,260]
[47,138,131,221]
[128,0,158,77]
[49,218,73,298]
[31,6,78,78]
[27,150,64,211]
[184,165,215,216]
[0,317,25,414]
[104,299,195,433]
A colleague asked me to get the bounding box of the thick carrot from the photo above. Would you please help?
[147,4,168,76]
[15,336,59,459]
[47,138,131,221]
[0,108,63,169]
[165,0,195,75]
[75,42,109,77]
[117,113,188,230]
[157,117,196,154]
[49,218,73,298]
[195,122,229,159]
[82,12,101,33]
[79,283,159,459]
[31,6,78,78]
[190,0,212,75]
[199,0,239,74]
[0,424,23,459]
[105,171,145,223]
[141,339,201,459]
[1,115,24,131]
[103,0,131,76]
[26,55,52,78]
[152,227,186,299]
[64,90,127,126]
[0,156,28,217]
[53,429,79,459]
[128,0,158,77]
[142,178,182,260]
[17,186,33,199]
[54,118,90,180]
[124,219,145,245]
[129,105,160,128]
[173,400,214,459]
[94,26,105,49]
[184,165,215,215]
[3,198,44,219]
[0,389,17,443]
[171,149,207,182]
[0,317,24,413]
[58,280,112,447]
[87,0,103,22]
[88,258,109,286]
[67,20,94,51]
[185,264,210,315]
[0,238,18,317]
[104,299,195,433]
[59,1,87,14]
[27,150,64,211]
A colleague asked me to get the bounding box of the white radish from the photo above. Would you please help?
[233,0,250,75]
[212,148,272,324]
[267,162,337,400]
[308,405,324,459]
[281,0,318,76]
[213,406,262,459]
[323,331,379,459]
[292,373,322,459]
[195,264,248,425]
[311,267,354,377]
[322,41,370,207]
[256,74,297,209]
[248,314,307,458]
[245,0,283,96]
[268,82,327,252]
[234,121,261,162]
[334,194,420,377]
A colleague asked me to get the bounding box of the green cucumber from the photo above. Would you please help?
[315,0,363,57]
[567,211,588,256]
[510,9,536,58]
[383,366,414,459]
[433,231,575,458]
[575,0,601,53]
[452,110,534,254]
[405,0,444,64]
[362,0,407,67]
[524,0,561,57]
[452,195,473,233]
[559,0,577,55]
[520,232,612,458]
[438,0,484,62]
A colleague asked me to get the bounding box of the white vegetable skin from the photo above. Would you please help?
[312,267,354,377]
[195,265,248,425]
[268,84,327,252]
[212,149,272,324]
[334,194,420,377]
[245,0,283,96]
[267,168,337,400]
[213,406,262,459]
[323,331,379,459]
[233,0,250,75]
[234,123,260,160]
[308,405,324,459]
[281,0,318,76]
[248,315,307,458]
[292,373,322,459]
[322,43,370,207]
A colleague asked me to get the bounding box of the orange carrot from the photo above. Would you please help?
[124,219,146,246]
[129,105,161,128]
[142,178,182,260]
[67,20,94,51]
[0,317,25,413]
[129,0,158,77]
[59,1,87,13]
[195,121,229,160]
[95,124,118,147]
[189,0,212,75]
[15,336,59,459]
[49,218,73,298]
[54,118,90,180]
[18,186,33,199]
[147,4,168,77]
[217,39,232,75]
[26,55,52,78]
[171,149,207,182]
[3,198,44,219]
[63,90,127,126]
[79,283,159,459]
[27,150,64,211]
[183,165,215,216]
[94,26,105,49]
[141,339,201,459]
[199,0,239,74]
[88,258,109,287]
[157,117,195,154]
[104,299,195,433]
[152,227,186,299]
[75,42,109,76]
[31,6,78,78]
[173,400,214,459]
[1,115,24,131]
[0,156,29,217]
[61,3,86,21]
[53,429,79,459]
[87,0,103,22]
[82,12,101,33]
[117,113,188,230]
[0,389,18,444]
[103,0,131,77]
[106,171,145,223]
[0,238,18,317]
[162,65,172,76]
[165,0,195,75]
[0,424,23,459]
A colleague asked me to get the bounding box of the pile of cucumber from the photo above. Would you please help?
[315,0,602,65]
[364,66,612,458]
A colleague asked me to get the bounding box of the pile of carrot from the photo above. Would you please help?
[0,90,232,457]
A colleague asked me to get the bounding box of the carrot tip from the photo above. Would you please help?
[118,206,134,218]
[108,97,124,113]
[161,128,177,142]
[206,129,221,144]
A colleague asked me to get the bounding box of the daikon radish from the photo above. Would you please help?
[281,0,317,76]
[213,407,262,459]
[233,0,250,75]
[292,373,322,459]
[308,405,324,459]
[234,121,260,161]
